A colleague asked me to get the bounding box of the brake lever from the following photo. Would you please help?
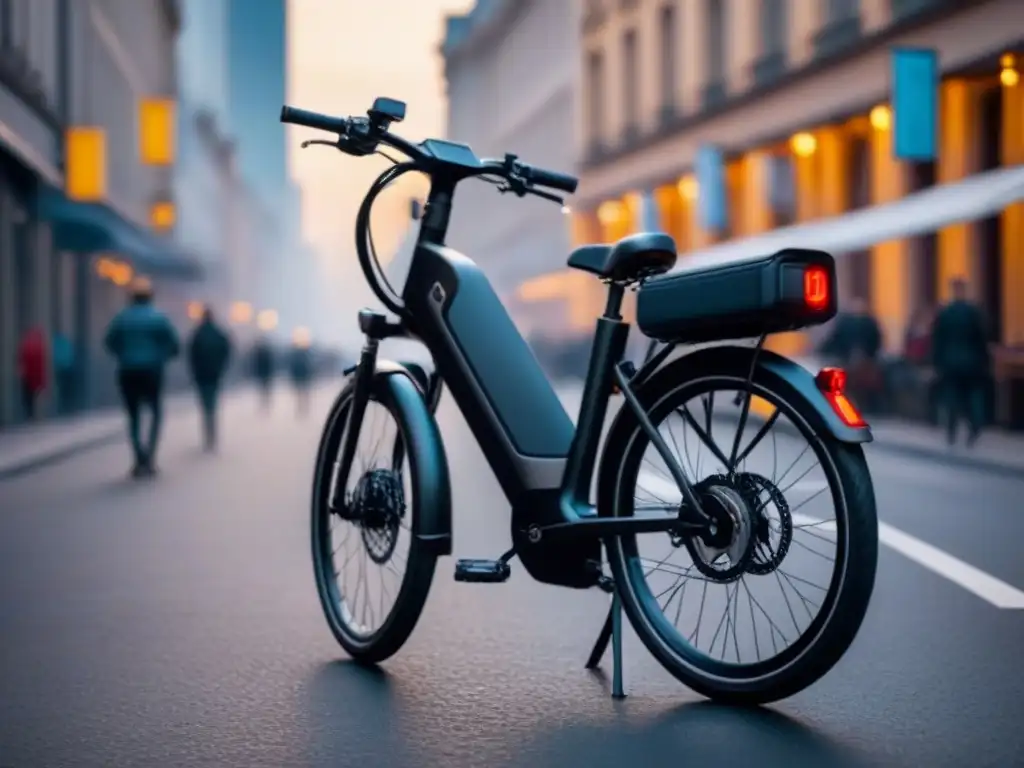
[300,139,338,150]
[528,187,564,206]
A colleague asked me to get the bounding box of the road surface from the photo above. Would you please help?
[1,382,1022,767]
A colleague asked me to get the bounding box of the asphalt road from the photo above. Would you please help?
[1,381,1023,768]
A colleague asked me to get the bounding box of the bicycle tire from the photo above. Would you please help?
[311,376,439,663]
[598,355,878,705]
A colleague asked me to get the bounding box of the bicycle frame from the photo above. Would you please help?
[334,178,702,589]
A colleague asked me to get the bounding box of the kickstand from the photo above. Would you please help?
[585,586,626,699]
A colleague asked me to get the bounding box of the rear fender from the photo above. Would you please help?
[629,344,872,445]
[371,360,452,554]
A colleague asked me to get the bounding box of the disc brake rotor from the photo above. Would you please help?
[734,472,792,575]
[352,468,405,565]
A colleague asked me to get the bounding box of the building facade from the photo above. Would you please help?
[442,0,580,338]
[0,0,68,424]
[568,0,1022,361]
[60,0,193,408]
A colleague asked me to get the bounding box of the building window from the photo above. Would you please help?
[586,50,605,153]
[659,4,677,120]
[815,0,862,58]
[703,0,727,108]
[0,0,12,49]
[760,0,786,56]
[753,0,788,86]
[824,0,860,21]
[583,0,606,33]
[622,28,638,139]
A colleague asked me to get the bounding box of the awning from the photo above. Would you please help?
[36,187,203,280]
[673,163,1024,273]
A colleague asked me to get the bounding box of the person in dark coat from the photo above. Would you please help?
[251,336,275,411]
[289,336,314,416]
[187,306,232,450]
[104,278,180,477]
[930,278,990,446]
[820,298,884,412]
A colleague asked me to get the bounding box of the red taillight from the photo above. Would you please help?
[815,367,866,428]
[815,366,846,394]
[803,266,830,311]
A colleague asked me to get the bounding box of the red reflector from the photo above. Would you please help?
[815,367,866,428]
[803,266,830,311]
[815,367,847,394]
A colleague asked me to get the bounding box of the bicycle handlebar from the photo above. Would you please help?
[279,106,349,135]
[280,103,578,195]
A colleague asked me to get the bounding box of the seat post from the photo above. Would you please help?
[603,282,626,320]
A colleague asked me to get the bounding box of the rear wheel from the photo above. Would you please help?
[311,379,437,663]
[601,361,878,705]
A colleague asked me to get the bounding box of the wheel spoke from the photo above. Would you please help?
[613,380,865,692]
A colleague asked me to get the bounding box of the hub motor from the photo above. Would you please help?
[351,468,406,564]
[682,475,757,583]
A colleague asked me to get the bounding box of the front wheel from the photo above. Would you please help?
[311,376,439,663]
[600,357,878,705]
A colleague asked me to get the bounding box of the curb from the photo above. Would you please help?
[712,411,1024,480]
[0,430,124,482]
[0,379,343,484]
[558,387,1024,481]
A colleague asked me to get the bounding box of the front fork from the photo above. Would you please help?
[328,337,380,514]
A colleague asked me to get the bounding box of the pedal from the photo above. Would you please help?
[454,558,511,583]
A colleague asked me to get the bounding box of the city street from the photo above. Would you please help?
[1,381,1023,767]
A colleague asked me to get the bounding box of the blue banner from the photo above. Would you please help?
[636,190,663,232]
[695,145,728,233]
[892,47,938,162]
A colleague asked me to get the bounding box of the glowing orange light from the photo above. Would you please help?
[804,266,830,311]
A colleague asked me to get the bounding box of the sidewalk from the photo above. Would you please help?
[0,391,200,481]
[0,380,346,481]
[554,380,1024,478]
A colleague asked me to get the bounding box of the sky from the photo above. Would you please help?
[287,0,475,265]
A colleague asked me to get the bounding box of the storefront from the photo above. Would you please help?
[570,0,1024,425]
[0,6,65,426]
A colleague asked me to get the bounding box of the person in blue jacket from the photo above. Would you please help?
[104,277,180,477]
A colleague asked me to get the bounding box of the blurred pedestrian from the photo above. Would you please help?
[820,298,884,413]
[52,330,76,415]
[16,326,47,421]
[931,278,990,447]
[104,277,180,477]
[187,306,232,451]
[251,336,275,411]
[289,336,313,416]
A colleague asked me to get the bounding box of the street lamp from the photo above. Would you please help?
[292,326,312,348]
[257,309,279,332]
[230,301,253,324]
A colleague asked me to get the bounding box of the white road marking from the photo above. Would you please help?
[638,472,1024,610]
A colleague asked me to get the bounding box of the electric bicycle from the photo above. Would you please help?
[286,97,879,705]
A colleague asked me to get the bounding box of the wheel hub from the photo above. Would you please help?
[684,477,756,583]
[351,468,405,564]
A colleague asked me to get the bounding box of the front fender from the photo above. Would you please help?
[373,360,452,555]
[633,344,872,445]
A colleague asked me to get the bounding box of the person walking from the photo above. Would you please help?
[288,337,314,416]
[104,278,180,477]
[187,306,232,451]
[930,277,991,447]
[251,336,275,412]
[16,327,47,421]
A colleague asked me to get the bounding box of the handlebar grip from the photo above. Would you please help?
[280,105,348,134]
[523,165,578,194]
